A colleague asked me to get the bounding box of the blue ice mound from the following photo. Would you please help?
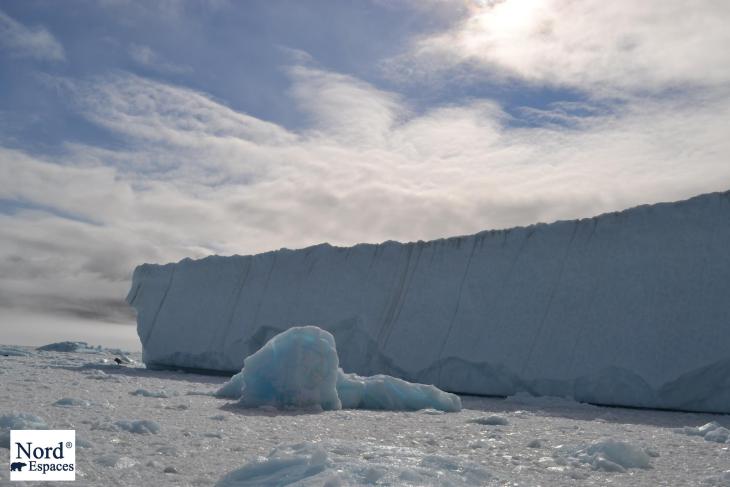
[223,326,342,410]
[36,341,105,353]
[337,371,461,412]
[216,326,461,412]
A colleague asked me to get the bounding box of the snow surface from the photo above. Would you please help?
[127,191,730,413]
[216,326,460,412]
[2,346,730,485]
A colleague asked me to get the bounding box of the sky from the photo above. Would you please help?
[1,0,729,348]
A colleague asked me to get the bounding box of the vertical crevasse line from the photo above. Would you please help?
[436,236,479,383]
[251,254,277,328]
[142,266,176,346]
[381,243,425,350]
[567,219,601,375]
[220,257,253,344]
[521,222,579,376]
[376,244,414,349]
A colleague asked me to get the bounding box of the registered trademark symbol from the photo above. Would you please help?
[66,442,72,448]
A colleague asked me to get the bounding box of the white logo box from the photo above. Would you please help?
[9,430,75,481]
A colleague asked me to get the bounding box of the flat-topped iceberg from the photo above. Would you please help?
[216,326,461,412]
[128,191,730,413]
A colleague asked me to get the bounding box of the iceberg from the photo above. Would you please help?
[127,191,730,413]
[221,326,342,411]
[216,326,461,412]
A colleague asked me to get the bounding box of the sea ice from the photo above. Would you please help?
[215,326,461,412]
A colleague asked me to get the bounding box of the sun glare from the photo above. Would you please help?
[463,0,547,50]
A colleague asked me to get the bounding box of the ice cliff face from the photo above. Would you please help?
[127,191,730,413]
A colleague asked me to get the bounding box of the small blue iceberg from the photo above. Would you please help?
[216,326,461,412]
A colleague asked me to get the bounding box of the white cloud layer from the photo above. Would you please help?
[1,63,729,324]
[388,0,730,95]
[128,43,191,74]
[0,10,64,61]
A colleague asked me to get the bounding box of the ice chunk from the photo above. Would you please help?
[214,370,245,399]
[231,326,342,410]
[76,438,93,449]
[130,388,176,398]
[114,419,160,434]
[704,427,730,443]
[527,439,544,448]
[95,454,138,469]
[705,470,730,486]
[0,346,31,357]
[217,441,493,487]
[53,398,91,407]
[676,421,730,443]
[37,341,98,352]
[0,413,48,448]
[215,326,460,411]
[699,421,724,435]
[573,439,652,471]
[336,371,461,412]
[468,415,509,426]
[216,443,330,487]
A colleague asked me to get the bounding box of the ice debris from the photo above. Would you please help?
[130,388,176,398]
[216,443,330,487]
[0,413,48,448]
[570,439,652,472]
[0,346,31,357]
[468,415,509,426]
[216,441,493,487]
[337,371,461,412]
[114,420,160,435]
[677,421,730,444]
[215,326,461,412]
[37,341,100,352]
[53,398,91,407]
[95,454,138,469]
[704,470,730,486]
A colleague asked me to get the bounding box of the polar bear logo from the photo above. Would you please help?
[10,462,27,472]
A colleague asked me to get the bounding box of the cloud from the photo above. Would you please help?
[1,65,729,326]
[0,10,65,61]
[385,0,730,96]
[128,43,191,74]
